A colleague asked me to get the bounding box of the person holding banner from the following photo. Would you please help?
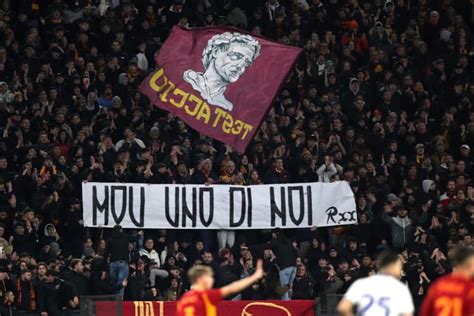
[176,260,264,316]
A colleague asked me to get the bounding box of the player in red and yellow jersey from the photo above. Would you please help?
[420,247,474,316]
[176,259,263,316]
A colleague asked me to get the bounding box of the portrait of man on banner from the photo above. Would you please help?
[183,32,261,111]
[140,26,301,151]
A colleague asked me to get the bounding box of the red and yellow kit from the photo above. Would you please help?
[176,289,222,316]
[420,274,474,316]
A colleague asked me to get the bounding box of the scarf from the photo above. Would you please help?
[16,279,36,311]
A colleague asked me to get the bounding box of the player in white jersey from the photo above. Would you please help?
[337,250,414,316]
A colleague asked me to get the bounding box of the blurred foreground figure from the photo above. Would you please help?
[419,247,474,316]
[176,260,263,316]
[337,250,414,316]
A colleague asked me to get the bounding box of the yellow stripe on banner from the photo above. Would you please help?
[138,301,144,316]
[158,301,164,316]
[134,301,139,316]
[145,302,154,316]
[202,293,216,316]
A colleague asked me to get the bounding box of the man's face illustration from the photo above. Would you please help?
[213,43,254,83]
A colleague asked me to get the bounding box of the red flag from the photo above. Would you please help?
[140,26,301,152]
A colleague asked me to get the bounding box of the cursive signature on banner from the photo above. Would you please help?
[326,207,357,225]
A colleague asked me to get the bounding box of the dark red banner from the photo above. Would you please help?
[95,300,314,316]
[140,26,301,152]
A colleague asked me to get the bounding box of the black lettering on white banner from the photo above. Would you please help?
[270,187,286,226]
[288,186,304,225]
[199,187,214,227]
[165,187,215,228]
[111,186,127,224]
[229,187,252,227]
[271,186,315,227]
[85,182,356,229]
[129,186,145,227]
[165,187,179,227]
[182,187,197,227]
[92,185,145,227]
[93,185,109,226]
[306,185,313,226]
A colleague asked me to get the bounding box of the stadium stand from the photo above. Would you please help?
[0,0,472,315]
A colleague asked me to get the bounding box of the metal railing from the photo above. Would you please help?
[315,294,344,316]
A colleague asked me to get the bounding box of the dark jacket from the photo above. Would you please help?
[107,227,129,263]
[41,278,76,316]
[270,234,297,270]
[262,264,289,300]
[12,232,37,256]
[90,273,123,295]
[382,213,416,248]
[63,270,90,297]
[124,271,148,301]
[241,285,265,300]
[292,274,314,299]
[0,302,16,316]
[14,279,44,313]
[0,279,14,304]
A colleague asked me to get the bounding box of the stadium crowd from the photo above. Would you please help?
[0,0,472,314]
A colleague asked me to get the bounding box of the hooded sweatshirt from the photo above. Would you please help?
[42,224,59,245]
[422,179,434,193]
[383,214,414,248]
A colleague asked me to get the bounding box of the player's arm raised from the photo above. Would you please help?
[220,259,264,298]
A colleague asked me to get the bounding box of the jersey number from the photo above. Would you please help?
[434,297,462,316]
[359,295,390,316]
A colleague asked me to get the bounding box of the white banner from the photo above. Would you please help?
[82,181,357,229]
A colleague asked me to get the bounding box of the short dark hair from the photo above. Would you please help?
[378,250,400,269]
[37,262,47,269]
[187,265,213,284]
[449,246,474,267]
[70,259,82,269]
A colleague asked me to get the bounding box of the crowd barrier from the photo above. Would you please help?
[93,300,315,316]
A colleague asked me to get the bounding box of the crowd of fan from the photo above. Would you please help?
[0,0,472,314]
